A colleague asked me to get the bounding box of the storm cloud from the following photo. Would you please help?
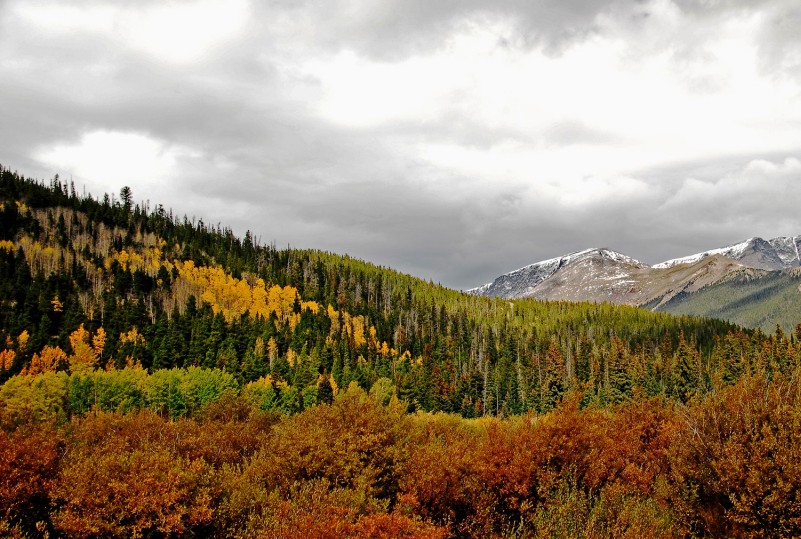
[1,0,800,289]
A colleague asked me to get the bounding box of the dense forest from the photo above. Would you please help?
[2,164,801,537]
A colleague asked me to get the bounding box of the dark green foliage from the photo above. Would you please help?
[317,375,334,404]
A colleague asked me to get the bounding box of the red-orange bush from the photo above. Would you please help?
[0,423,63,533]
[669,373,801,538]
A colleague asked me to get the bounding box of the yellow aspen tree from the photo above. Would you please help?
[351,316,366,349]
[92,327,106,359]
[24,345,67,375]
[267,337,278,370]
[279,286,297,319]
[286,348,298,368]
[68,324,98,374]
[250,281,269,319]
[301,300,320,314]
[327,305,340,334]
[17,330,30,354]
[0,349,15,371]
[253,337,265,359]
[369,326,379,352]
[118,327,146,366]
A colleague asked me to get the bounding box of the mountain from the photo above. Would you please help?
[653,267,801,332]
[467,248,646,299]
[654,236,801,270]
[470,236,801,332]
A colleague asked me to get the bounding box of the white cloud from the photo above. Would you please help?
[35,130,199,200]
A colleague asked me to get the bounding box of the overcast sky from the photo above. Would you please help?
[1,0,800,289]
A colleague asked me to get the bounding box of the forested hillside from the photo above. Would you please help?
[2,165,795,418]
[655,268,801,332]
[3,165,801,538]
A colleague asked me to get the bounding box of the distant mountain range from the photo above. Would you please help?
[468,236,801,332]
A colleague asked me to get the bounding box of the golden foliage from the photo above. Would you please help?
[67,324,98,374]
[119,327,145,346]
[92,327,106,358]
[0,350,15,371]
[23,346,67,376]
[17,331,29,354]
[174,261,303,323]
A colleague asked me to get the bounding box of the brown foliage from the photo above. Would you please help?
[50,408,274,538]
[53,447,214,538]
[51,412,214,538]
[3,371,801,538]
[398,395,685,537]
[0,423,63,533]
[669,373,801,538]
[225,479,445,539]
[246,385,409,500]
[397,414,482,528]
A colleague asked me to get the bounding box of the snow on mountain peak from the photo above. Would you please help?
[467,234,801,300]
[465,247,644,297]
[654,235,801,270]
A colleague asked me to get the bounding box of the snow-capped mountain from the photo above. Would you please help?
[467,235,801,331]
[655,236,801,270]
[467,248,646,300]
[769,236,801,267]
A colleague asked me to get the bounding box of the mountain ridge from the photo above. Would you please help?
[655,235,801,270]
[469,235,801,331]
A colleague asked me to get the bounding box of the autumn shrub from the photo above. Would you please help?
[51,411,216,538]
[245,383,410,500]
[669,372,801,538]
[226,479,446,539]
[53,447,214,538]
[175,397,277,468]
[220,388,437,538]
[0,423,63,535]
[398,395,685,537]
[397,402,602,536]
[582,395,680,495]
[396,413,484,529]
[521,482,680,539]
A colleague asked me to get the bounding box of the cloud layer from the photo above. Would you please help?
[1,0,800,288]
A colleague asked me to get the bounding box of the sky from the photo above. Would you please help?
[1,0,800,289]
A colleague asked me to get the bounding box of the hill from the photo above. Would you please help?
[1,164,792,417]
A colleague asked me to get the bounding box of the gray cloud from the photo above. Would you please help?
[251,0,645,60]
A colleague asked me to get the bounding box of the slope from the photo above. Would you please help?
[653,268,801,333]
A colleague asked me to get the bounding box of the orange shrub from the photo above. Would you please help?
[669,373,801,538]
[0,424,63,534]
